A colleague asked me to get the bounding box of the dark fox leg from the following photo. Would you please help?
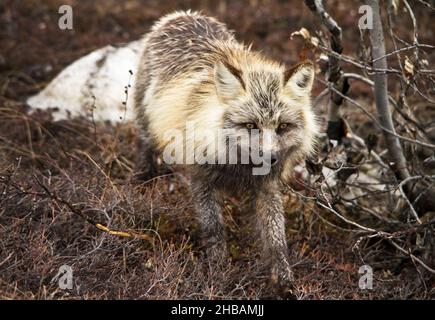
[255,183,294,292]
[191,177,227,262]
[133,132,163,182]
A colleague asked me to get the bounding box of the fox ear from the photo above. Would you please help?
[214,61,245,101]
[284,61,315,96]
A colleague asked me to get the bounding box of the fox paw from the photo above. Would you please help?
[270,263,296,299]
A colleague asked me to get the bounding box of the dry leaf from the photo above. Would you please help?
[404,56,414,76]
[392,0,400,14]
[291,27,311,40]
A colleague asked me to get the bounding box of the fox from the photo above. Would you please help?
[133,11,318,292]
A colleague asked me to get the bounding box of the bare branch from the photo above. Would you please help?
[367,0,409,182]
[304,0,347,141]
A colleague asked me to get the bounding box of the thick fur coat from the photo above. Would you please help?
[133,11,318,292]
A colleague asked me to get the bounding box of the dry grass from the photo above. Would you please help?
[0,106,429,299]
[0,0,433,299]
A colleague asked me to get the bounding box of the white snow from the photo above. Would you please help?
[27,40,142,122]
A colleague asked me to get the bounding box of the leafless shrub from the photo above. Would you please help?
[0,0,433,299]
[300,0,434,290]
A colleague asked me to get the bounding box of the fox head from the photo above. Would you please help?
[213,59,318,172]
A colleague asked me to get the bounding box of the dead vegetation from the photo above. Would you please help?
[0,0,434,299]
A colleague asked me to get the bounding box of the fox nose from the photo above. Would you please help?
[270,153,278,166]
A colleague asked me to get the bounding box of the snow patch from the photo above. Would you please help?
[27,40,142,122]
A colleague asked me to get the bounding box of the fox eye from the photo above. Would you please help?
[245,123,257,129]
[277,123,294,133]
